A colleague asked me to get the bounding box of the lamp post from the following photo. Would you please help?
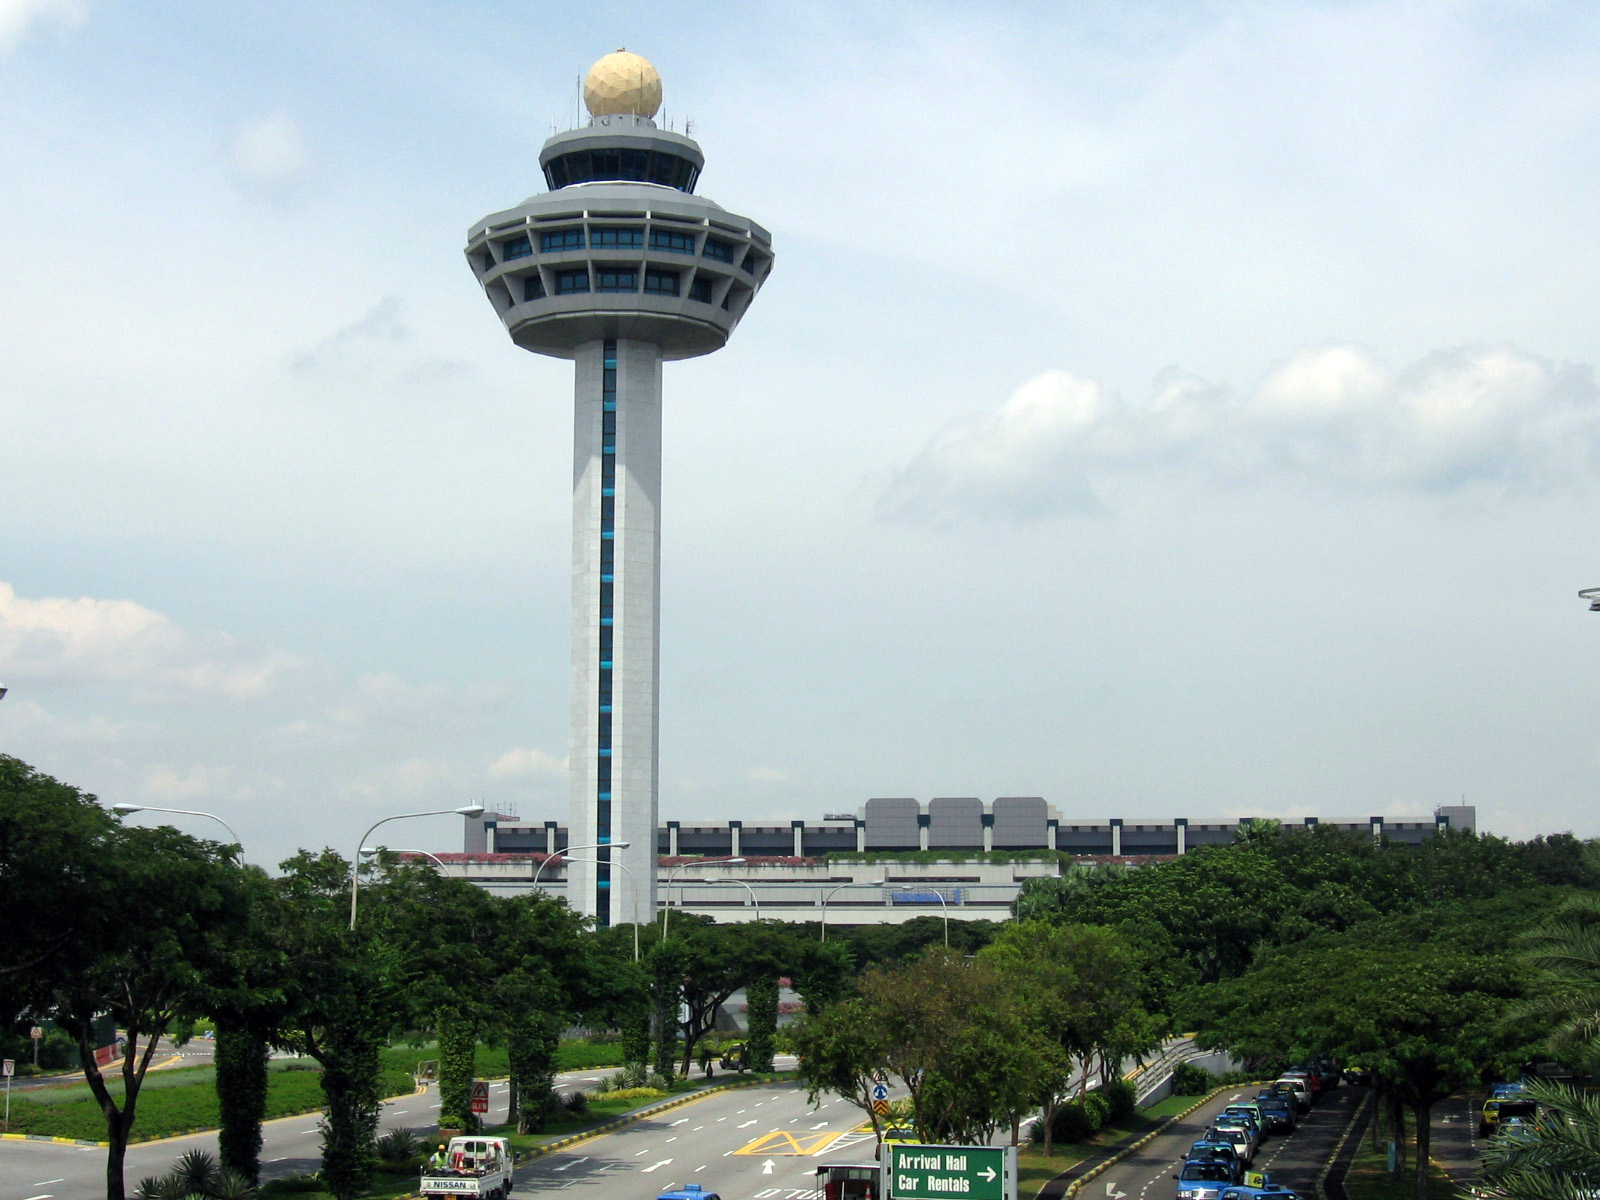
[111,803,240,847]
[361,847,448,871]
[532,841,632,891]
[349,804,485,930]
[1581,587,1600,611]
[691,877,762,923]
[660,857,745,938]
[891,886,949,948]
[562,857,642,960]
[820,881,885,942]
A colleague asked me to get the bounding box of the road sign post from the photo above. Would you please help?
[887,1144,1015,1200]
[470,1079,490,1116]
[28,1027,41,1067]
[3,1059,12,1130]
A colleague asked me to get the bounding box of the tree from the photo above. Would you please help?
[272,850,413,1200]
[46,822,251,1200]
[745,971,778,1072]
[0,756,123,1020]
[1191,902,1534,1200]
[1476,1079,1600,1200]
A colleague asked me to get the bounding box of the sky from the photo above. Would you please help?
[3,0,1600,868]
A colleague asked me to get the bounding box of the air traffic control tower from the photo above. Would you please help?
[465,51,772,927]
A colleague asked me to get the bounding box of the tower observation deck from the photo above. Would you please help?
[465,51,772,927]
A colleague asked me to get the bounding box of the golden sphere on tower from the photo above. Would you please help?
[583,49,663,119]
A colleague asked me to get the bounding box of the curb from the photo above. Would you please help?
[0,1131,107,1148]
[1317,1091,1371,1200]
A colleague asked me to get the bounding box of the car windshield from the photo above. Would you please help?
[1183,1164,1233,1182]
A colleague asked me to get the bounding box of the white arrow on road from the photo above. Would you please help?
[554,1158,588,1172]
[763,1160,776,1175]
[738,1120,758,1128]
[812,1122,829,1129]
[643,1160,674,1173]
[1105,1183,1126,1200]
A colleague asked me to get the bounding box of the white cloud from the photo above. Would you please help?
[0,0,86,56]
[879,344,1600,522]
[487,747,566,780]
[0,583,307,702]
[227,110,307,186]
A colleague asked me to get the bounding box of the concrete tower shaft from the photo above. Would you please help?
[465,60,771,928]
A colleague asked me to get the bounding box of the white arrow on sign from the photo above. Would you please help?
[979,1168,997,1183]
[1105,1183,1126,1200]
[763,1160,776,1175]
[642,1160,673,1173]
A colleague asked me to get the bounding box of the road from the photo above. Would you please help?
[0,1062,791,1200]
[0,1070,1367,1200]
[1091,1083,1368,1200]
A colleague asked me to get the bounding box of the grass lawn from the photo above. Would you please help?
[1016,1093,1207,1200]
[1339,1126,1456,1200]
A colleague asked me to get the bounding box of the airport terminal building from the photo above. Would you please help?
[420,798,1478,925]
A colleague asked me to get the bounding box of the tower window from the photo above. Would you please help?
[596,268,638,292]
[644,270,680,296]
[522,275,545,302]
[702,238,735,263]
[500,235,532,260]
[689,278,714,303]
[591,227,644,249]
[554,269,590,294]
[649,230,696,255]
[541,228,586,252]
[742,252,763,276]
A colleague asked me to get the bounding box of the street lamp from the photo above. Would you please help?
[360,846,448,871]
[820,881,885,942]
[660,857,745,938]
[689,877,762,923]
[111,803,240,848]
[890,886,949,948]
[531,841,632,890]
[349,804,485,930]
[562,856,642,960]
[1581,587,1600,612]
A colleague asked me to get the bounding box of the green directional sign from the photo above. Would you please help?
[887,1144,1014,1200]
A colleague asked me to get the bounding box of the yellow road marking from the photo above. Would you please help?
[735,1130,845,1156]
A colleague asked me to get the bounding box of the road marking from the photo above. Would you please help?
[299,1129,320,1136]
[642,1160,673,1173]
[738,1119,758,1128]
[668,1136,679,1143]
[672,1118,689,1126]
[737,1131,844,1157]
[716,1117,727,1123]
[694,1125,705,1131]
[636,1149,651,1157]
[812,1122,828,1129]
[763,1159,776,1175]
[392,1109,408,1114]
[22,1193,52,1199]
[33,1182,65,1187]
[266,1159,286,1164]
[555,1157,589,1172]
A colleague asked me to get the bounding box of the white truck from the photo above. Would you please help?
[420,1135,515,1199]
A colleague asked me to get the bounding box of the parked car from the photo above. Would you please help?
[1272,1077,1312,1113]
[1208,1119,1258,1165]
[1222,1104,1268,1143]
[1174,1160,1237,1200]
[1187,1139,1243,1182]
[1252,1093,1298,1133]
